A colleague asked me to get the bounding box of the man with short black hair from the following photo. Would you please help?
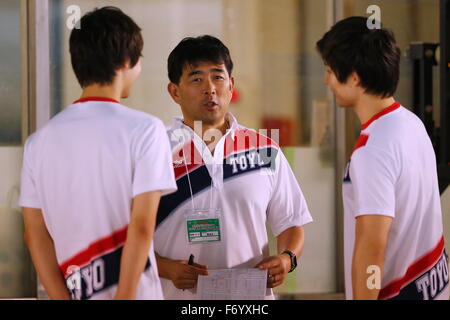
[317,16,449,300]
[154,35,313,300]
[20,7,176,300]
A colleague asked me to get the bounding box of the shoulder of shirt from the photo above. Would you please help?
[23,131,38,150]
[113,103,165,125]
[351,107,424,164]
[30,103,165,144]
[362,106,423,149]
[87,102,164,127]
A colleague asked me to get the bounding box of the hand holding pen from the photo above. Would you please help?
[167,254,208,291]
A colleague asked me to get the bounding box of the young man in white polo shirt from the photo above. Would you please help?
[19,7,176,300]
[153,35,313,299]
[317,16,449,300]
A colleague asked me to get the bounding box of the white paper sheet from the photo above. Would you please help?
[197,268,268,300]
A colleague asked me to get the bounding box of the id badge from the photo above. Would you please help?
[185,208,222,244]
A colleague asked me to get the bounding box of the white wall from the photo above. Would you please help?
[222,0,263,130]
[0,148,34,298]
[272,147,336,294]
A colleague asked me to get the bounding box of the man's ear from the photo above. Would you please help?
[229,77,235,92]
[349,72,361,88]
[167,82,181,104]
[122,59,132,70]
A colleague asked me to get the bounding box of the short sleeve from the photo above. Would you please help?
[132,119,177,198]
[266,150,313,236]
[19,135,41,209]
[350,146,397,218]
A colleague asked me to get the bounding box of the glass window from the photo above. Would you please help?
[0,0,23,145]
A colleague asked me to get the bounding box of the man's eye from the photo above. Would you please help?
[192,78,201,82]
[215,76,224,80]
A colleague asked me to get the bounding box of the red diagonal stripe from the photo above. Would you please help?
[378,235,445,300]
[352,134,369,155]
[59,226,128,276]
[224,129,278,158]
[172,130,279,180]
[173,141,204,180]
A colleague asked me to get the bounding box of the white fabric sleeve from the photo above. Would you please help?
[132,119,177,198]
[350,146,397,218]
[19,135,41,209]
[266,149,313,237]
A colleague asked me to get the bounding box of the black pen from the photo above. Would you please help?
[182,254,195,292]
[188,254,194,265]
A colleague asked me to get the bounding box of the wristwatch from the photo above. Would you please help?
[281,250,297,273]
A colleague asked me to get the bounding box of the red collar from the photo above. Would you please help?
[73,97,120,104]
[361,102,401,130]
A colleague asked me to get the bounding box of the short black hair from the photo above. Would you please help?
[69,6,143,88]
[316,16,401,98]
[168,35,233,84]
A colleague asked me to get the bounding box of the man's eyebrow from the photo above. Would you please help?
[187,70,203,77]
[187,68,225,77]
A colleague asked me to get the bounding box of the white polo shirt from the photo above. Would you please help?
[343,102,449,300]
[19,97,177,300]
[154,113,313,300]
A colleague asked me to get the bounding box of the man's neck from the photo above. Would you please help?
[80,83,122,102]
[183,118,228,137]
[203,120,229,137]
[353,95,396,126]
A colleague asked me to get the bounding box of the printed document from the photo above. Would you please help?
[197,268,268,300]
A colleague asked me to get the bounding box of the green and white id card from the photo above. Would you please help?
[185,209,222,244]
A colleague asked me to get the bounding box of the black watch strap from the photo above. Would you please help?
[281,250,297,273]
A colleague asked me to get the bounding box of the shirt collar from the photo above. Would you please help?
[170,112,240,141]
[361,102,401,130]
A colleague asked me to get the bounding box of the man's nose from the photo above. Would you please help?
[203,78,216,95]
